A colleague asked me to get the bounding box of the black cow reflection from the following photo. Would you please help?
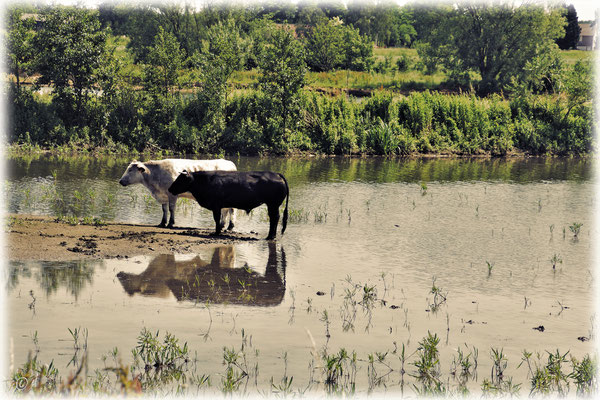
[117,243,286,306]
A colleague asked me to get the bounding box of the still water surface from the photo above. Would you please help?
[5,155,596,394]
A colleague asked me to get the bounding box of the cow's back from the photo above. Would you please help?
[145,159,237,198]
[161,159,237,174]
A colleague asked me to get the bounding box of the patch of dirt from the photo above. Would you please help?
[5,214,260,261]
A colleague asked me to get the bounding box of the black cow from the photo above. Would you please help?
[168,170,289,240]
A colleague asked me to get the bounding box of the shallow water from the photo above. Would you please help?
[5,155,597,394]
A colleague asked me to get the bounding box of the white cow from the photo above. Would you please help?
[119,159,237,229]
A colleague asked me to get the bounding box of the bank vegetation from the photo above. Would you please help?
[5,2,596,157]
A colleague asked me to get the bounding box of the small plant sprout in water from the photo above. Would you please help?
[486,261,495,277]
[550,254,563,270]
[429,277,447,312]
[569,222,583,238]
[320,309,331,338]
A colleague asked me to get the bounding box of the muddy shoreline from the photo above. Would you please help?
[5,214,260,261]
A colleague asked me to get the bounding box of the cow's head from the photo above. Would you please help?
[119,161,149,186]
[168,170,193,195]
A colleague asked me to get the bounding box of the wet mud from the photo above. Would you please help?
[5,214,260,261]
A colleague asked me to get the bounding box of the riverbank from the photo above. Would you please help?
[5,214,259,261]
[9,86,594,157]
[4,142,548,160]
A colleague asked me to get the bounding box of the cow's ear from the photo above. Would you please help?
[138,164,148,174]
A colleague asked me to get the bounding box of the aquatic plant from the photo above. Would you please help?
[11,353,59,394]
[429,277,447,312]
[288,208,309,223]
[569,354,597,395]
[313,207,328,223]
[490,347,508,383]
[367,351,393,391]
[550,253,563,270]
[530,350,571,395]
[450,346,474,382]
[68,327,88,351]
[486,261,494,277]
[320,309,331,338]
[321,348,357,394]
[133,328,189,372]
[7,328,600,396]
[569,222,583,238]
[412,331,440,384]
[221,346,248,394]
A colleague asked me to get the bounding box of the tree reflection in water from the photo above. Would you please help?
[8,260,100,300]
[117,242,286,306]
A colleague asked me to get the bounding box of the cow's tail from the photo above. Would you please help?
[279,173,289,235]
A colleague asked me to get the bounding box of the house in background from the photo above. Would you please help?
[577,22,597,50]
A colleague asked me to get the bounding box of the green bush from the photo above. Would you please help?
[7,84,594,156]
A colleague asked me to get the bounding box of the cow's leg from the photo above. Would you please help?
[167,197,177,228]
[212,209,223,236]
[223,208,235,231]
[228,208,236,231]
[158,203,168,227]
[266,205,280,240]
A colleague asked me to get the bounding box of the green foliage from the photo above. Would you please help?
[556,4,581,50]
[569,354,597,395]
[134,328,189,371]
[569,222,583,238]
[305,18,346,72]
[530,350,571,395]
[418,3,566,94]
[413,331,441,387]
[33,7,108,127]
[4,4,595,157]
[322,348,357,394]
[144,26,184,96]
[346,1,417,47]
[305,18,373,72]
[257,23,306,152]
[5,8,36,90]
[11,353,59,394]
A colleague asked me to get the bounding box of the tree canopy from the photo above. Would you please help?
[555,4,581,50]
[417,3,566,94]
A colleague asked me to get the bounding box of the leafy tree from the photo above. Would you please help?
[297,0,327,26]
[258,23,306,150]
[33,7,108,127]
[5,8,36,91]
[345,1,416,47]
[305,18,373,72]
[256,0,297,23]
[560,59,593,122]
[342,24,374,72]
[556,4,581,50]
[418,2,566,94]
[408,2,453,43]
[144,26,184,96]
[317,0,347,19]
[512,43,565,95]
[345,0,375,38]
[372,3,416,47]
[186,19,247,150]
[305,18,346,71]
